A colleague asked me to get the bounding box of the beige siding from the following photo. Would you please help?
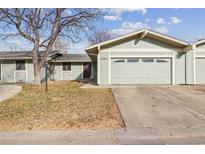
[48,62,84,81]
[62,71,72,80]
[175,52,186,84]
[53,63,62,80]
[0,60,90,83]
[99,52,109,85]
[195,43,205,55]
[27,60,34,83]
[195,52,205,56]
[2,60,15,83]
[185,51,195,84]
[15,71,26,82]
[72,63,83,80]
[196,43,205,49]
[110,51,173,56]
[104,37,177,49]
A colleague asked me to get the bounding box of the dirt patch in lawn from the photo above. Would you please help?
[0,81,124,130]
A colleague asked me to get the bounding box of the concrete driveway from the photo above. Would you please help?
[0,84,22,102]
[112,85,205,144]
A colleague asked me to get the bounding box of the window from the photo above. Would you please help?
[127,58,139,63]
[113,59,125,63]
[156,59,168,63]
[142,58,154,63]
[62,62,71,71]
[16,60,25,70]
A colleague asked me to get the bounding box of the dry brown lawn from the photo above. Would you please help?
[0,81,124,130]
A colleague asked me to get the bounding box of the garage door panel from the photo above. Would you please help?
[196,58,205,84]
[111,58,171,84]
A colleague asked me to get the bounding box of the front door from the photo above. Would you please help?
[83,63,91,78]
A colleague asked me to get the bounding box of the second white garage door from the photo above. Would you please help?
[111,57,172,84]
[196,58,205,84]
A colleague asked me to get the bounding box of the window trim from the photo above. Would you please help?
[62,62,71,71]
[15,60,26,71]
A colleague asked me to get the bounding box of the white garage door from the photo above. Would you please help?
[196,58,205,84]
[111,57,171,84]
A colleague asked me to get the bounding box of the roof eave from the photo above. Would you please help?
[147,30,189,47]
[0,57,33,60]
[85,29,145,51]
[86,28,189,52]
[194,40,205,46]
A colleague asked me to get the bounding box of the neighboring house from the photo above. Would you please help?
[86,28,205,85]
[0,52,97,83]
[1,28,205,85]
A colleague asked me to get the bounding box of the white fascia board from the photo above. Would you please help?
[140,29,148,39]
[183,44,195,52]
[194,39,205,46]
[85,29,144,51]
[148,30,189,46]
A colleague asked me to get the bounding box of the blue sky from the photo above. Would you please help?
[100,9,205,40]
[71,8,205,53]
[1,8,205,53]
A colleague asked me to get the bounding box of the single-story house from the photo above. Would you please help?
[86,28,205,85]
[0,52,97,83]
[0,28,205,85]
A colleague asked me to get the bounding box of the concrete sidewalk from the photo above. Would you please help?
[1,128,205,144]
[0,85,22,102]
[0,130,118,145]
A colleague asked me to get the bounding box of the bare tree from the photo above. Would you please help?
[51,37,69,54]
[0,8,101,84]
[87,29,112,45]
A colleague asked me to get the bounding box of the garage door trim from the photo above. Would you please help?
[109,54,175,85]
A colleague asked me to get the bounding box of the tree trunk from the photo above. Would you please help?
[33,63,41,85]
[32,44,41,85]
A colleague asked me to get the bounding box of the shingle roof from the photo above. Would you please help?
[0,51,91,62]
[0,51,33,59]
[53,54,91,62]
